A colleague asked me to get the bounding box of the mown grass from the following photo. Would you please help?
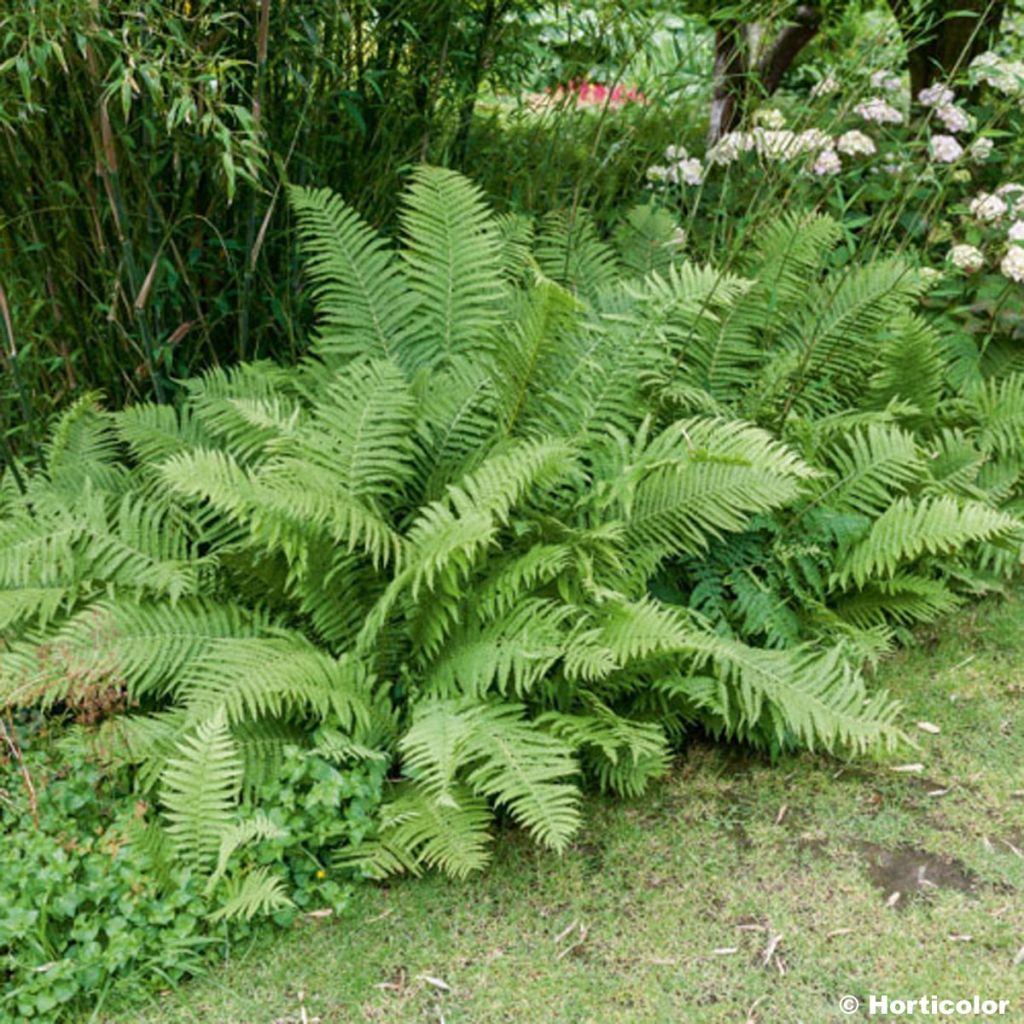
[109,595,1024,1023]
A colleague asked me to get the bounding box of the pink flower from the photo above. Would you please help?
[561,80,646,108]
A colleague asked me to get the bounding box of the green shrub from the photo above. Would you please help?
[0,715,382,1020]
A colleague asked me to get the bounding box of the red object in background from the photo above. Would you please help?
[549,79,647,108]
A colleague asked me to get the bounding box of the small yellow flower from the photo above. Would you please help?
[315,869,327,880]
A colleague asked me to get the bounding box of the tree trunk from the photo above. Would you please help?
[888,0,1006,96]
[707,7,822,146]
[708,23,747,145]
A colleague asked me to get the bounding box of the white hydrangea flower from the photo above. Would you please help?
[918,83,955,106]
[949,244,984,273]
[919,267,944,286]
[753,128,801,159]
[970,192,1009,221]
[1001,245,1024,282]
[664,144,688,161]
[836,130,876,156]
[935,104,970,133]
[929,134,963,163]
[810,75,839,98]
[679,158,703,185]
[707,131,754,165]
[969,137,994,162]
[646,164,671,182]
[996,183,1024,216]
[971,51,1001,71]
[812,149,842,176]
[970,52,1024,94]
[792,129,832,154]
[1008,221,1024,242]
[871,70,901,91]
[753,108,787,129]
[855,97,903,124]
[970,51,1005,87]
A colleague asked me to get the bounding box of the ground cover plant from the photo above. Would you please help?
[0,712,384,1019]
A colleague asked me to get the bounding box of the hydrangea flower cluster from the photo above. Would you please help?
[647,57,1018,291]
[918,83,954,107]
[935,104,970,133]
[1001,247,1024,283]
[753,108,787,130]
[970,192,1008,221]
[704,127,834,166]
[813,149,842,176]
[969,52,1024,95]
[949,185,1024,283]
[929,135,963,163]
[647,144,703,186]
[870,70,902,92]
[835,130,875,156]
[855,97,903,125]
[949,244,984,273]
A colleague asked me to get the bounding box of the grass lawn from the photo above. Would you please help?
[109,596,1024,1023]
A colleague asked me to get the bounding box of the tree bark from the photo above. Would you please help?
[887,0,1006,96]
[708,23,747,145]
[757,6,822,95]
[707,7,822,145]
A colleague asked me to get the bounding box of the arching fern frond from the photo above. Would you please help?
[288,184,419,366]
[399,166,504,368]
[160,710,243,870]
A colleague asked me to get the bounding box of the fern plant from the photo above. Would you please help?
[649,211,1024,649]
[8,171,1017,897]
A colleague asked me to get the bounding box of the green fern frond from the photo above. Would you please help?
[208,813,289,890]
[160,710,243,869]
[613,203,685,278]
[538,703,669,797]
[835,496,1020,586]
[208,865,294,921]
[341,783,492,879]
[288,184,419,365]
[966,373,1024,457]
[44,394,126,496]
[617,418,812,563]
[179,639,371,733]
[535,208,621,301]
[399,166,504,368]
[681,634,905,753]
[296,358,418,504]
[401,700,581,852]
[813,424,923,517]
[425,598,572,697]
[835,575,962,628]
